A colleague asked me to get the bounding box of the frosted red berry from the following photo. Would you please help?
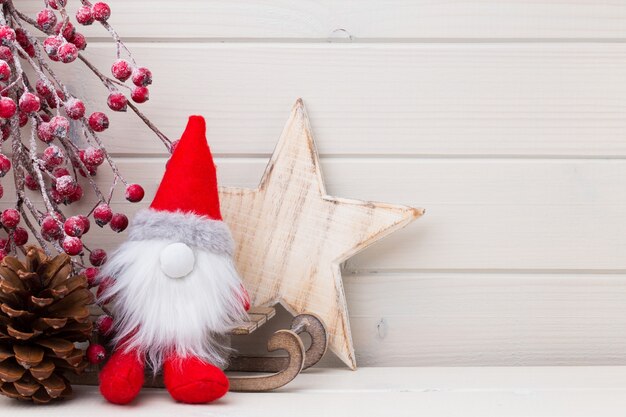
[125,183,144,203]
[57,42,78,63]
[48,0,67,10]
[110,213,128,233]
[43,145,65,167]
[18,92,40,113]
[12,227,28,246]
[46,93,60,109]
[96,315,113,336]
[50,188,63,204]
[131,67,152,87]
[54,21,75,41]
[92,2,111,22]
[43,35,62,60]
[0,46,11,61]
[70,32,87,50]
[0,26,16,46]
[52,167,70,178]
[130,86,149,103]
[89,248,108,266]
[37,122,54,143]
[66,183,83,203]
[35,79,52,97]
[84,267,99,287]
[88,111,109,132]
[54,89,66,102]
[1,209,19,229]
[15,28,29,48]
[111,59,132,81]
[0,60,10,82]
[86,344,107,365]
[16,32,33,59]
[0,97,16,118]
[82,147,105,166]
[55,175,77,197]
[0,153,10,177]
[41,214,62,241]
[65,98,85,119]
[37,9,57,31]
[78,215,91,233]
[78,164,97,177]
[25,174,38,190]
[64,216,85,237]
[75,5,94,25]
[93,203,112,227]
[107,91,127,112]
[20,44,35,59]
[49,115,70,138]
[62,236,83,255]
[17,111,27,128]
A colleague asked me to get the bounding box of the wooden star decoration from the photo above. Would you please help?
[219,99,423,369]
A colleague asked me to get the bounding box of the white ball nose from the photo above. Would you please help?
[159,242,195,279]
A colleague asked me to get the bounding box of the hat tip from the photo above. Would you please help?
[187,115,206,128]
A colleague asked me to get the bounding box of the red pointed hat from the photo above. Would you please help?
[127,116,234,256]
[151,115,222,220]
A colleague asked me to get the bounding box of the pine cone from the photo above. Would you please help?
[0,246,93,403]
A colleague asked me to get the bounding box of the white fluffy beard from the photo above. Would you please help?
[98,239,248,371]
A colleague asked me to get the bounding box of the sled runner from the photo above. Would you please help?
[227,307,328,392]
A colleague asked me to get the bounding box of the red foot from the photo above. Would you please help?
[99,348,145,405]
[163,355,229,404]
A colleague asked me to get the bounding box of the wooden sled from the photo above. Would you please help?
[69,307,328,392]
[226,307,328,392]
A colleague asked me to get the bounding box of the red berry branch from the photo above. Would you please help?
[0,0,174,363]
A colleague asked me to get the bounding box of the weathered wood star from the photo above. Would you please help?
[219,99,423,369]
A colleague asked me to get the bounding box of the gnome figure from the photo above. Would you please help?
[98,116,250,405]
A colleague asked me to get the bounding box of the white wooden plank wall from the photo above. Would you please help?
[16,1,626,367]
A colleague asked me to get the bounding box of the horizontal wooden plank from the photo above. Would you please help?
[232,273,626,366]
[7,369,626,417]
[18,1,626,40]
[3,158,626,271]
[32,42,626,157]
[345,273,626,366]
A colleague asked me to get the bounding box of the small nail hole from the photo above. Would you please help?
[377,318,387,339]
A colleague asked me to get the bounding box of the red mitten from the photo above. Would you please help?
[163,354,229,404]
[99,348,145,405]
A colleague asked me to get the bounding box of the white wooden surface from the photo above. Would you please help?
[11,1,626,367]
[59,43,626,156]
[19,1,626,39]
[3,367,626,416]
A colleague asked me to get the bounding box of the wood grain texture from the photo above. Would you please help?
[220,101,421,369]
[19,1,626,40]
[7,368,626,417]
[5,157,624,272]
[29,43,626,157]
[11,2,626,368]
[344,273,626,366]
[230,272,626,367]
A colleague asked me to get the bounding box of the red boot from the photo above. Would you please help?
[99,348,145,405]
[163,354,229,404]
